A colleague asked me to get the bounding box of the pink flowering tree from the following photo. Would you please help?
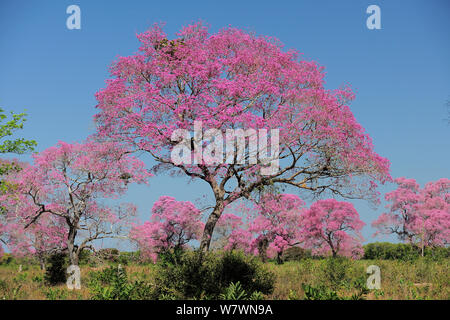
[213,212,253,253]
[211,213,244,250]
[130,196,204,263]
[94,22,391,251]
[372,178,450,255]
[300,199,365,259]
[1,210,66,269]
[249,193,304,263]
[1,140,150,266]
[0,220,5,259]
[0,159,26,259]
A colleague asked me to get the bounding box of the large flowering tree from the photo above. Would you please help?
[130,196,204,263]
[94,22,391,251]
[372,178,450,255]
[1,140,150,265]
[300,199,365,258]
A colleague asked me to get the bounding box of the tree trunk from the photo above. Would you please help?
[39,256,46,271]
[276,251,283,264]
[258,238,269,262]
[67,226,79,266]
[199,200,225,252]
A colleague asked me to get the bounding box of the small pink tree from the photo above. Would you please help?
[413,179,450,253]
[214,213,253,253]
[300,199,365,259]
[130,196,204,263]
[1,209,66,269]
[249,193,304,263]
[1,140,150,265]
[373,178,450,255]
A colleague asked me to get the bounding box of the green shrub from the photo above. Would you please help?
[78,249,93,265]
[0,254,14,265]
[44,287,69,300]
[363,242,450,260]
[44,253,67,286]
[281,246,311,262]
[97,248,120,262]
[119,251,142,265]
[219,281,248,300]
[423,247,450,261]
[302,276,369,301]
[218,250,275,295]
[321,256,352,290]
[302,283,341,300]
[219,281,264,300]
[153,250,275,300]
[32,274,44,283]
[88,265,153,300]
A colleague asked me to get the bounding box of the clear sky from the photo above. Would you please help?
[1,0,449,247]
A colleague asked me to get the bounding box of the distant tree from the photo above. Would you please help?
[373,178,450,256]
[211,212,244,250]
[0,107,36,155]
[1,210,66,270]
[0,107,36,212]
[130,196,204,263]
[300,199,365,259]
[1,140,150,265]
[215,212,253,254]
[249,193,304,263]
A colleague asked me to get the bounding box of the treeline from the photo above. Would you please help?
[280,242,450,262]
[2,242,449,270]
[362,242,450,260]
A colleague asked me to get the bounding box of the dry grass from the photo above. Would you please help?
[266,258,450,300]
[1,258,448,300]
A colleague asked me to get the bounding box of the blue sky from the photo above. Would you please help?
[1,0,449,247]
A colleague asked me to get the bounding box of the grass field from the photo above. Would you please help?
[1,257,448,300]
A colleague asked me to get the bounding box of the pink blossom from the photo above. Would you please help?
[130,196,204,263]
[94,21,391,250]
[300,199,365,259]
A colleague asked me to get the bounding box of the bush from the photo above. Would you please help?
[0,254,14,265]
[44,288,69,300]
[423,247,450,261]
[78,249,93,265]
[97,248,120,262]
[153,250,275,299]
[363,242,418,260]
[218,250,275,295]
[219,281,264,300]
[44,253,67,286]
[321,256,352,290]
[281,246,311,262]
[363,242,450,260]
[302,283,341,300]
[88,265,153,300]
[302,270,369,301]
